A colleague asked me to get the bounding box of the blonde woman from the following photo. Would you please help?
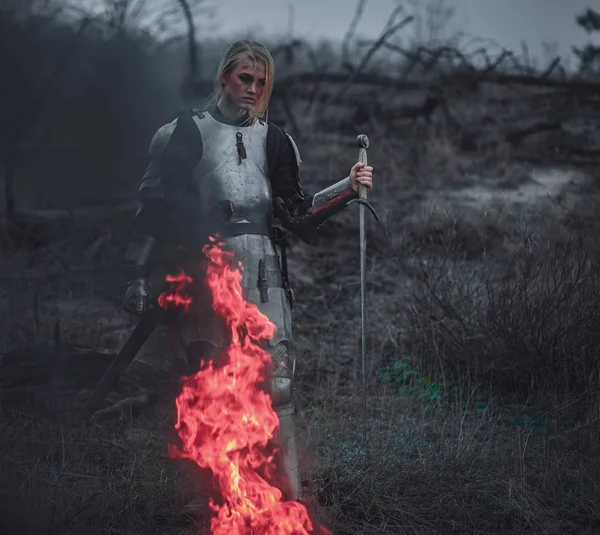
[123,39,373,506]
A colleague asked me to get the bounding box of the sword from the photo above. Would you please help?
[81,298,169,419]
[356,134,369,442]
[82,201,236,419]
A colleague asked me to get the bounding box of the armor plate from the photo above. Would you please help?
[191,113,271,224]
[285,132,302,172]
[309,176,357,226]
[138,120,177,199]
[179,113,293,351]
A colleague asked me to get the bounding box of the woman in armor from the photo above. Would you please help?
[122,39,374,505]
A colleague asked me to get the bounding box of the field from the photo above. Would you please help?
[2,2,600,534]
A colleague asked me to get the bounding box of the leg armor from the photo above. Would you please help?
[268,341,301,501]
[182,340,300,501]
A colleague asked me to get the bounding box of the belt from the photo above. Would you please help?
[222,222,275,239]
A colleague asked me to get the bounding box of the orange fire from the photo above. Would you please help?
[161,237,330,535]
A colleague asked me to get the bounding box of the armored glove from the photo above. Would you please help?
[123,278,152,315]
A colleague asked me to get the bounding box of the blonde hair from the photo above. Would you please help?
[207,39,274,122]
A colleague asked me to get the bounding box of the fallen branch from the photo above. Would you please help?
[334,10,414,101]
[341,0,368,71]
[92,391,150,421]
[505,121,563,147]
[273,70,600,98]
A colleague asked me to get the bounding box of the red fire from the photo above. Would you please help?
[158,270,193,312]
[160,237,330,534]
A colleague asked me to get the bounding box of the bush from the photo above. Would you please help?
[398,213,600,404]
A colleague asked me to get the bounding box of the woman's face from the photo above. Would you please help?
[220,58,267,114]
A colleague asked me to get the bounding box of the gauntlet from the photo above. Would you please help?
[123,278,152,315]
[122,231,155,315]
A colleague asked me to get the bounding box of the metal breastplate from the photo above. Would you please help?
[191,112,271,226]
[179,112,292,350]
[190,112,278,285]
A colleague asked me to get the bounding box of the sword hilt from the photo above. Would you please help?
[357,134,369,200]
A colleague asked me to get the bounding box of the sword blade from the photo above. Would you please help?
[359,199,367,442]
[357,139,369,443]
[82,306,162,419]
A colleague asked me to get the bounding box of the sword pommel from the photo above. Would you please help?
[356,134,369,200]
[356,134,369,149]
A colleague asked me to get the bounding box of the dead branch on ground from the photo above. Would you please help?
[266,7,600,166]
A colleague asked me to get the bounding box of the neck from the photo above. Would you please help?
[217,96,250,121]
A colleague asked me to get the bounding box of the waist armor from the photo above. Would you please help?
[179,112,292,350]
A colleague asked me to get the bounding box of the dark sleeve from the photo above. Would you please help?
[133,111,203,240]
[266,122,313,216]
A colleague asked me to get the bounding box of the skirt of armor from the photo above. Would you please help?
[168,234,294,380]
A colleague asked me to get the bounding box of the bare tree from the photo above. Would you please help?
[130,0,217,95]
[402,0,459,48]
[1,3,92,226]
[1,0,215,226]
[573,8,600,77]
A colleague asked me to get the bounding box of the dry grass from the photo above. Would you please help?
[0,397,211,535]
[2,119,600,534]
[301,390,600,535]
[2,6,600,531]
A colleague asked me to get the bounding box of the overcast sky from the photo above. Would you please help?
[212,0,599,64]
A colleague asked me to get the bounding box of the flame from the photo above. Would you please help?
[158,270,193,312]
[160,237,331,535]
